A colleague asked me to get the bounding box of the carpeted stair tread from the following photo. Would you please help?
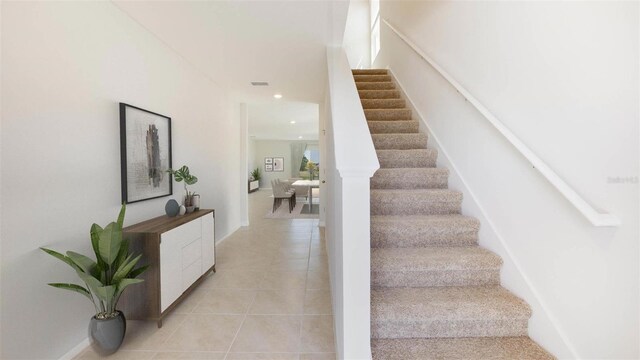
[371,247,501,287]
[371,337,555,360]
[376,149,438,168]
[371,286,531,338]
[368,120,419,134]
[371,168,448,189]
[370,189,462,216]
[371,133,428,150]
[365,108,412,121]
[357,81,396,90]
[371,215,480,247]
[352,69,550,357]
[352,69,388,75]
[354,74,392,82]
[359,90,401,99]
[362,98,406,109]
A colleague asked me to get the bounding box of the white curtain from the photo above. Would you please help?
[290,142,307,178]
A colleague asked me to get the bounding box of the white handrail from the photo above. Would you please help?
[382,19,620,227]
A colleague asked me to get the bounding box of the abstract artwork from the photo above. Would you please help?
[273,157,284,172]
[120,103,172,204]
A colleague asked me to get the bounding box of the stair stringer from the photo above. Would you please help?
[387,68,577,359]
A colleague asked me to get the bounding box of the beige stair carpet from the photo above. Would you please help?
[353,68,555,359]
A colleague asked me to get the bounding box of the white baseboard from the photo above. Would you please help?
[59,338,89,360]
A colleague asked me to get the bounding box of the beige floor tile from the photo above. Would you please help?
[306,271,330,290]
[75,349,156,359]
[270,258,309,272]
[193,289,257,314]
[161,314,243,351]
[303,289,333,315]
[217,257,273,272]
[300,316,335,353]
[172,286,209,314]
[261,271,308,291]
[121,313,187,351]
[202,270,265,289]
[299,354,336,360]
[309,244,326,257]
[308,256,328,272]
[152,351,226,359]
[276,244,310,260]
[226,353,299,360]
[230,315,302,353]
[249,289,305,315]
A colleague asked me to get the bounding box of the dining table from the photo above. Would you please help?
[291,179,320,213]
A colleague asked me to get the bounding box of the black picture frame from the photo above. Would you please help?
[120,103,173,204]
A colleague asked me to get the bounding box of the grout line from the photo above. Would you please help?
[223,291,258,360]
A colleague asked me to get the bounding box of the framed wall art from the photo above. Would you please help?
[120,103,172,204]
[265,157,273,164]
[273,157,284,172]
[265,164,273,172]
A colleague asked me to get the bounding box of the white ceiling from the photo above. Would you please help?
[113,1,347,140]
[248,101,319,140]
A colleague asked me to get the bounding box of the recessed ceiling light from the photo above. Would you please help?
[290,121,296,124]
[274,94,283,99]
[298,136,303,139]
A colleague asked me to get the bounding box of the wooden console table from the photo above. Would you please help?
[119,209,215,327]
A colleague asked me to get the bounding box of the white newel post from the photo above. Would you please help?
[339,175,374,360]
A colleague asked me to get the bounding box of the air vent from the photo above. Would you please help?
[251,81,269,86]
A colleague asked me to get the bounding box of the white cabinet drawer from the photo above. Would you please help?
[182,238,202,269]
[182,258,202,292]
[162,218,201,245]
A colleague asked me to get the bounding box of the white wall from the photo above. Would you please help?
[252,140,318,188]
[343,0,371,69]
[375,2,639,359]
[1,2,242,358]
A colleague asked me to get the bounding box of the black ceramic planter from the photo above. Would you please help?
[89,311,126,355]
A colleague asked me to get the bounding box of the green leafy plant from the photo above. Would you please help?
[167,165,198,206]
[41,205,147,320]
[250,167,261,181]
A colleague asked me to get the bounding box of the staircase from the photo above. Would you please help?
[354,69,554,359]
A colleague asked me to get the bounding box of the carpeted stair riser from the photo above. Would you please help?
[370,189,462,216]
[352,69,388,75]
[354,74,392,82]
[371,215,480,248]
[371,133,428,150]
[368,120,419,134]
[376,149,438,168]
[371,168,448,189]
[371,286,531,339]
[353,69,552,359]
[359,90,400,99]
[371,337,555,360]
[357,82,396,90]
[365,108,412,121]
[371,247,501,287]
[361,98,406,109]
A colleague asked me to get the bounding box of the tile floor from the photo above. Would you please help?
[75,190,335,360]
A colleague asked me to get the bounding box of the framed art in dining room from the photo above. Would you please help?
[265,157,273,165]
[265,164,273,172]
[120,103,172,204]
[273,157,284,172]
